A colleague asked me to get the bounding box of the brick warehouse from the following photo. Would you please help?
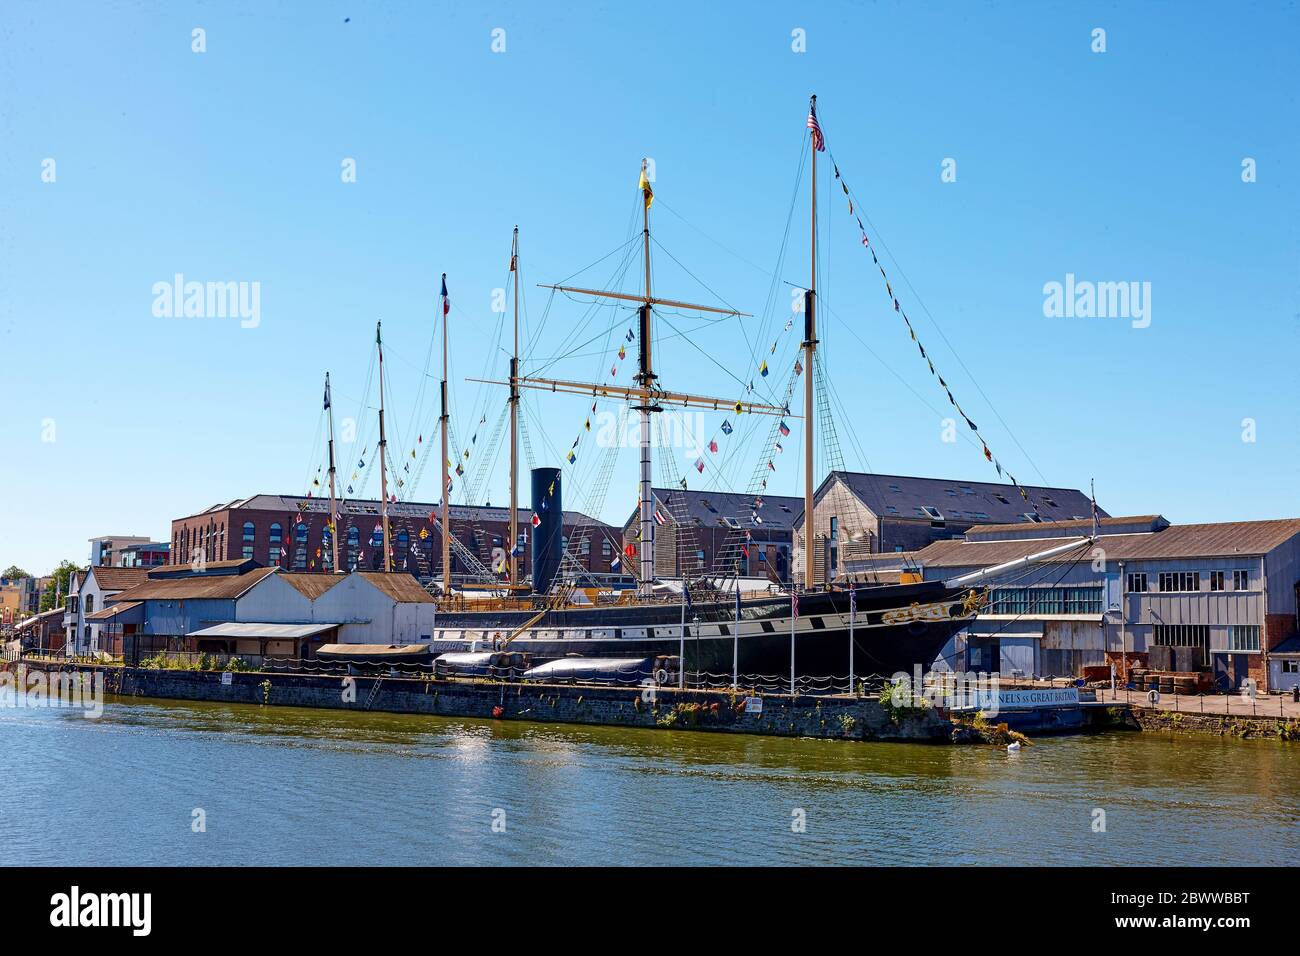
[621,487,803,581]
[170,494,619,580]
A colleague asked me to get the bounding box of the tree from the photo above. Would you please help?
[39,561,82,612]
[2,565,30,580]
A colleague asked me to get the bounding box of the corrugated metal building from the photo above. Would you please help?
[850,515,1300,691]
[98,561,438,661]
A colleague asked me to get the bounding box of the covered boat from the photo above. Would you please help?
[315,644,433,667]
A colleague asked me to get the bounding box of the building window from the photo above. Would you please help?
[988,586,1104,616]
[1152,624,1208,648]
[1232,569,1249,590]
[292,523,308,570]
[84,595,95,614]
[1227,625,1260,652]
[1126,572,1147,593]
[268,523,283,566]
[1208,570,1225,591]
[1283,660,1299,674]
[601,540,612,557]
[347,526,360,570]
[321,528,334,572]
[1158,571,1200,593]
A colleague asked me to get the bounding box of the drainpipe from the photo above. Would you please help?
[1118,560,1127,685]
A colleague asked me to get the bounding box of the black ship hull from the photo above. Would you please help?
[427,580,976,688]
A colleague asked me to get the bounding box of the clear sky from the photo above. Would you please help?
[2,0,1297,574]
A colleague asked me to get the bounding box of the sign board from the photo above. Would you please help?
[221,672,233,686]
[990,687,1079,709]
[744,696,763,714]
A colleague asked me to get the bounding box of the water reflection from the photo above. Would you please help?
[0,694,1295,866]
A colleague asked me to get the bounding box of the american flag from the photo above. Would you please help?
[807,103,825,152]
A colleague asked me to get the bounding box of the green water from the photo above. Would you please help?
[1,691,1296,865]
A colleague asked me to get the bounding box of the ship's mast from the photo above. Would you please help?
[376,323,392,573]
[509,228,520,590]
[325,372,340,574]
[803,94,820,590]
[474,163,792,597]
[440,274,451,595]
[635,159,657,597]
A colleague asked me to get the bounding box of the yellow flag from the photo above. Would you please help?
[639,168,653,209]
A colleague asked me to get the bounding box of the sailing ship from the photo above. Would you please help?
[318,95,1084,690]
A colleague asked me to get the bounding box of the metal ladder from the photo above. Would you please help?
[364,677,383,710]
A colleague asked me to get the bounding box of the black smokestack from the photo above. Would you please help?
[530,467,563,594]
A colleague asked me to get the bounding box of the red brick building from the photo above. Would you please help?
[170,494,620,580]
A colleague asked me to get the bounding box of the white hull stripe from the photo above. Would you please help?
[432,603,971,644]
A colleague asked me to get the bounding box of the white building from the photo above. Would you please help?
[64,566,150,655]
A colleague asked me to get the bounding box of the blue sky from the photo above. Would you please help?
[2,0,1297,574]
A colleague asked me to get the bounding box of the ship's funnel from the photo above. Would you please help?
[530,467,563,594]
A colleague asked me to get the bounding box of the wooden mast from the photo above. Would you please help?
[440,274,451,595]
[502,161,755,597]
[509,228,520,590]
[325,372,340,574]
[376,323,392,573]
[636,159,657,597]
[803,94,819,590]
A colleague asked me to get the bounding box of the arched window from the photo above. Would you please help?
[321,526,334,572]
[84,594,95,614]
[268,523,283,566]
[294,522,308,570]
[242,522,255,560]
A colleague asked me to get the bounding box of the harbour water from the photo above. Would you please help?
[2,691,1296,866]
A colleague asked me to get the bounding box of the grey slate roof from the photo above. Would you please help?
[625,487,804,532]
[821,471,1104,526]
[181,493,608,528]
[896,517,1300,568]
